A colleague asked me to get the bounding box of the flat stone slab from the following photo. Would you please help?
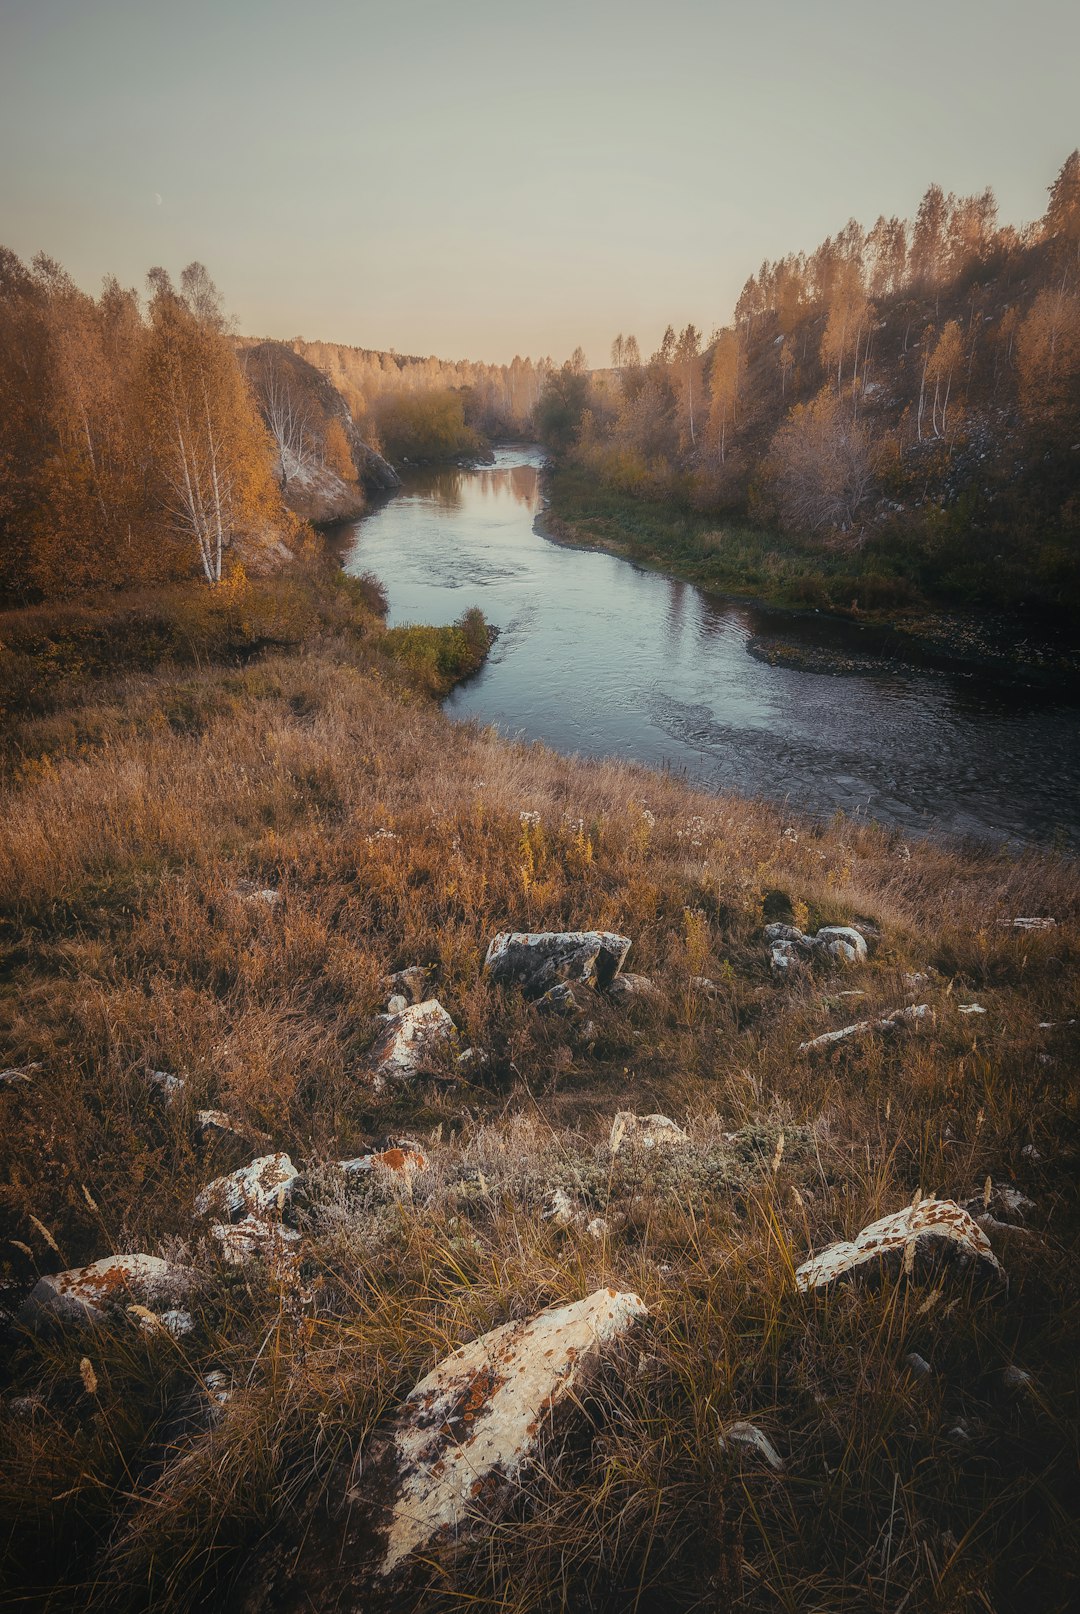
[372,1288,648,1575]
[19,1254,193,1329]
[484,931,632,999]
[795,1198,1004,1292]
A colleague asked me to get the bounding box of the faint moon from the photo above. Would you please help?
[153,192,162,206]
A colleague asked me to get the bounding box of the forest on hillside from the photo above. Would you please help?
[539,152,1080,617]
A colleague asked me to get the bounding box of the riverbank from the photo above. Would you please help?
[541,464,1080,689]
[1,569,1078,1611]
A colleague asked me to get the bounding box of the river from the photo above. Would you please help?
[336,445,1080,848]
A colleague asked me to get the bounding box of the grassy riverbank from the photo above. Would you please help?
[542,465,1080,681]
[1,569,1078,1611]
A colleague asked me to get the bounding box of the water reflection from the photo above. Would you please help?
[338,445,1080,847]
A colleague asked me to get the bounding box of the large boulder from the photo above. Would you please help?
[371,1288,648,1575]
[369,1000,456,1086]
[484,931,632,1000]
[795,1198,1004,1293]
[19,1254,194,1330]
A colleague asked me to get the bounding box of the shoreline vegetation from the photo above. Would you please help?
[539,464,1080,688]
[1,563,1078,1610]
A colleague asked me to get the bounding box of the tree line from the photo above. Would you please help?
[537,152,1080,550]
[0,257,300,601]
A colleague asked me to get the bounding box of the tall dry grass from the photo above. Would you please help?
[1,606,1077,1611]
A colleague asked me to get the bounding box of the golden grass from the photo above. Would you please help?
[0,596,1078,1611]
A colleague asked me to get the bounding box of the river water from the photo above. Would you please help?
[337,445,1080,848]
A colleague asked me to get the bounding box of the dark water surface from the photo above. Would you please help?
[337,446,1080,847]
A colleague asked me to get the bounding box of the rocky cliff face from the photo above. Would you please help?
[239,340,399,524]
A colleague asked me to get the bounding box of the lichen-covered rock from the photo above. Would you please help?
[795,1198,1004,1293]
[484,930,632,1000]
[195,1153,299,1221]
[339,1144,428,1180]
[210,1215,302,1266]
[147,1068,185,1100]
[536,982,582,1016]
[369,1000,456,1085]
[373,1288,648,1575]
[797,1003,931,1054]
[19,1254,194,1329]
[610,1112,689,1155]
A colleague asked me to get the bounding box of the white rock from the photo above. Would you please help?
[958,1004,987,1016]
[720,1420,784,1470]
[195,1152,299,1221]
[147,1068,185,1100]
[19,1254,193,1329]
[159,1309,195,1338]
[0,1064,38,1086]
[210,1215,302,1266]
[797,1004,931,1054]
[795,1198,1004,1293]
[456,1046,490,1071]
[484,930,632,999]
[386,994,408,1016]
[585,1217,608,1240]
[369,1000,456,1084]
[606,972,662,1002]
[544,1187,577,1227]
[374,1288,648,1574]
[1008,917,1056,930]
[764,921,868,971]
[193,1108,267,1143]
[689,975,722,998]
[610,1112,689,1155]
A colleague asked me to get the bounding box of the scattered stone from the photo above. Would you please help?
[147,1068,185,1101]
[456,1046,490,1072]
[585,1216,608,1240]
[765,921,868,974]
[1007,917,1056,930]
[210,1216,302,1266]
[1002,1364,1034,1391]
[484,930,632,1000]
[1021,1144,1042,1162]
[369,1288,648,1575]
[607,972,662,1003]
[537,982,582,1016]
[905,1352,933,1378]
[203,1369,233,1414]
[386,966,430,1004]
[339,1143,428,1180]
[610,1112,689,1155]
[242,888,281,908]
[1,1062,40,1086]
[19,1255,194,1330]
[545,1187,577,1227]
[903,972,930,991]
[720,1420,784,1471]
[158,1309,195,1338]
[193,1108,269,1144]
[958,1003,987,1015]
[962,1183,1036,1224]
[689,975,722,998]
[386,993,408,1016]
[795,1198,1003,1292]
[369,1000,456,1086]
[797,1004,931,1054]
[195,1153,300,1222]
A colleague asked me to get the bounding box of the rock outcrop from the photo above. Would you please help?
[484,930,632,999]
[795,1198,1004,1292]
[195,1153,300,1221]
[797,1003,931,1053]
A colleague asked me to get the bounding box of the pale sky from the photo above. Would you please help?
[1,0,1077,365]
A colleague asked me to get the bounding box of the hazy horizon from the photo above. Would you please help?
[2,0,1077,366]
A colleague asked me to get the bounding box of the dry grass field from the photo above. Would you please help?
[1,568,1077,1612]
